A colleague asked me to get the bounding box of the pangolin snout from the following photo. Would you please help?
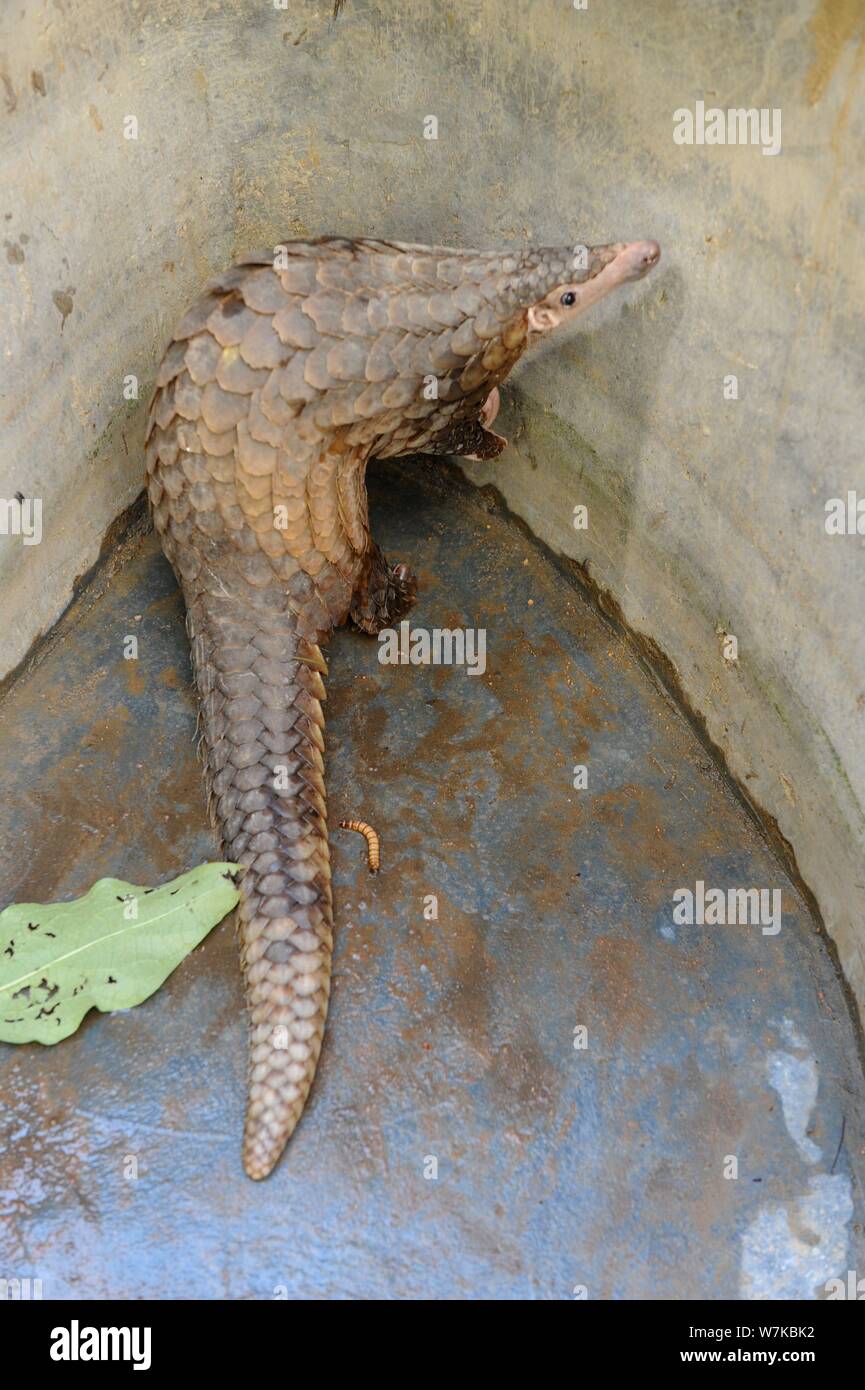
[619,239,661,281]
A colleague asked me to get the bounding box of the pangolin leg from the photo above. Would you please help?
[349,540,418,635]
[462,424,508,461]
[187,588,333,1181]
[418,414,507,462]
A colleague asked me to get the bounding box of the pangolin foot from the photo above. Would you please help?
[383,561,418,626]
[350,557,418,635]
[463,427,507,462]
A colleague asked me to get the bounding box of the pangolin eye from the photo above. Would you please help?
[560,291,577,307]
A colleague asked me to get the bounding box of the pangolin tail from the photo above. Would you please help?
[186,586,333,1180]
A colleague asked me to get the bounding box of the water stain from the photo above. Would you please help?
[52,288,75,329]
[805,0,865,105]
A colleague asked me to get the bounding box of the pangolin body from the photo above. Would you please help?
[145,235,660,1178]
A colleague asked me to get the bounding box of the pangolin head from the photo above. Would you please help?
[501,239,661,337]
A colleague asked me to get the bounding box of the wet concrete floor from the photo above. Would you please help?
[0,459,863,1299]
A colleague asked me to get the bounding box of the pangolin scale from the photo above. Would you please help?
[145,234,660,1178]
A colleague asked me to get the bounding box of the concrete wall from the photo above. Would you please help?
[1,1,863,1012]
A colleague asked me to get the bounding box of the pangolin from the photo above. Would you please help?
[144,235,660,1179]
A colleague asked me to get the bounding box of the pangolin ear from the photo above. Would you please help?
[527,304,559,333]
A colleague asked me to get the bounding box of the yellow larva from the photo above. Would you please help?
[340,818,380,873]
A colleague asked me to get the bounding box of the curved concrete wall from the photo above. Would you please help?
[1,1,863,1012]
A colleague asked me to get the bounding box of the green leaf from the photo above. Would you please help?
[0,863,240,1045]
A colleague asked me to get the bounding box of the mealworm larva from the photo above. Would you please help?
[340,818,380,873]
